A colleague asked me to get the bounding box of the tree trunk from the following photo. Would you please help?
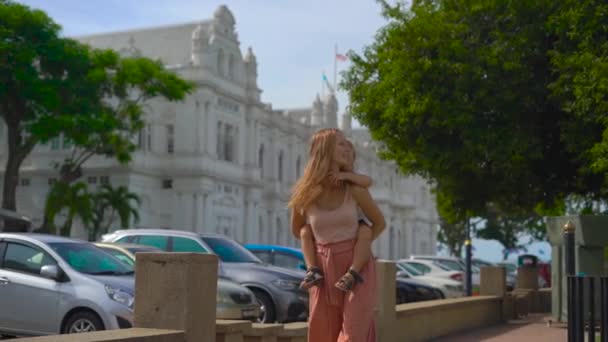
[40,164,83,232]
[1,120,35,232]
[60,216,73,237]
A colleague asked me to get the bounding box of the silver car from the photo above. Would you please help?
[93,242,261,321]
[0,234,135,337]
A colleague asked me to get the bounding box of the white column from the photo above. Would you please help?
[205,194,215,233]
[193,194,200,233]
[172,193,185,229]
[196,100,206,154]
[205,102,216,157]
[183,193,193,231]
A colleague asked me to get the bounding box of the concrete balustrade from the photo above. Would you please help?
[216,320,251,342]
[243,323,283,342]
[12,328,186,341]
[12,258,552,342]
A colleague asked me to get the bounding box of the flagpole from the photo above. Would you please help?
[333,44,338,94]
[322,69,326,98]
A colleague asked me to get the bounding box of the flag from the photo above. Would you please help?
[336,53,348,62]
[322,73,328,81]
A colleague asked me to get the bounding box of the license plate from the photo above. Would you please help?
[242,308,257,318]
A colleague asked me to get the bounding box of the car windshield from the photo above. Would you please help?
[98,247,134,267]
[399,262,423,276]
[49,243,133,275]
[201,236,262,263]
[436,259,465,271]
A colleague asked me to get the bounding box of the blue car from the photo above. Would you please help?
[244,244,307,273]
[245,244,443,304]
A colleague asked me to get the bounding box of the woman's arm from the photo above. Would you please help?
[291,208,307,239]
[344,172,373,188]
[329,171,373,188]
[350,185,385,240]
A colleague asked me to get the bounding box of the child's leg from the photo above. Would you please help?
[335,223,373,292]
[300,224,318,269]
[299,224,324,289]
[350,224,373,273]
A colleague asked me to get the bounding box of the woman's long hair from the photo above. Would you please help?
[288,128,341,213]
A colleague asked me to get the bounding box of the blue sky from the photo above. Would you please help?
[16,0,552,262]
[17,0,389,115]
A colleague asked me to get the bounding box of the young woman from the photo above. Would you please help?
[289,128,385,342]
[298,140,375,292]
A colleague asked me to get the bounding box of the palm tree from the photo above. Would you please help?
[87,185,141,241]
[44,181,92,237]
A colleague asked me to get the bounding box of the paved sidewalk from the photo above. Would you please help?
[430,314,567,342]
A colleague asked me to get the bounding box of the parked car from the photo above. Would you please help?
[497,261,549,289]
[396,262,464,298]
[0,234,134,337]
[94,242,261,321]
[409,255,481,293]
[396,277,444,303]
[398,259,464,282]
[245,244,443,304]
[101,229,308,323]
[244,244,307,271]
[92,243,161,267]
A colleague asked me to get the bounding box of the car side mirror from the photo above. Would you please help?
[40,265,61,281]
[298,263,307,271]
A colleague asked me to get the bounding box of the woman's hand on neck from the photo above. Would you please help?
[321,162,344,189]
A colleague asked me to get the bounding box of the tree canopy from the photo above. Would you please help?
[342,0,608,250]
[0,1,193,231]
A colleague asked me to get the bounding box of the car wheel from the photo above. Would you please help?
[63,311,104,334]
[251,289,276,323]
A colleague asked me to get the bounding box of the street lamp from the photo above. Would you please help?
[465,218,472,296]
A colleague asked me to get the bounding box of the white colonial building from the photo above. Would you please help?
[0,5,438,259]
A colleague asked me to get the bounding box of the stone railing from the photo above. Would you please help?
[14,254,549,342]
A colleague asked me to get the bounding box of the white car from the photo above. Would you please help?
[398,259,463,282]
[409,255,481,288]
[396,262,464,298]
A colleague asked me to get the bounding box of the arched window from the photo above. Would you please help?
[296,156,301,179]
[278,151,284,182]
[258,144,264,178]
[217,49,225,77]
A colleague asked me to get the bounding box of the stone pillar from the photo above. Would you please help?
[480,266,507,297]
[546,215,608,322]
[375,260,396,342]
[516,267,539,290]
[135,253,219,342]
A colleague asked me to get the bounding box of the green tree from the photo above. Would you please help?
[44,181,91,237]
[87,185,141,241]
[0,1,193,231]
[437,219,467,258]
[342,0,607,241]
